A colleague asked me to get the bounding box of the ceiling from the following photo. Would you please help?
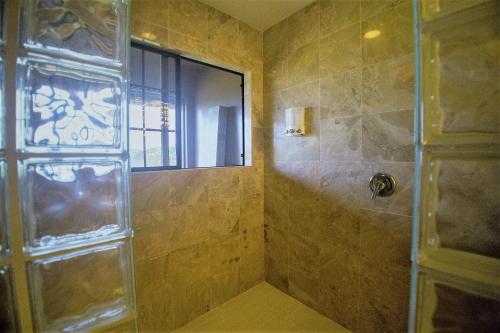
[199,0,316,31]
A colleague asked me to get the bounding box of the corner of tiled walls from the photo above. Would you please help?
[130,1,264,331]
[263,0,415,332]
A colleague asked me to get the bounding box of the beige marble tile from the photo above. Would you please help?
[319,242,360,332]
[264,225,289,293]
[263,19,288,62]
[132,171,169,213]
[320,0,361,37]
[361,1,413,64]
[131,18,169,45]
[209,236,240,308]
[137,298,174,332]
[131,0,169,25]
[168,0,209,42]
[358,259,410,333]
[319,161,366,212]
[361,0,407,19]
[168,169,209,206]
[239,22,262,61]
[239,226,265,292]
[361,110,414,162]
[170,243,211,328]
[320,69,362,119]
[135,254,170,306]
[207,167,240,203]
[287,2,320,52]
[288,41,319,86]
[240,191,264,230]
[209,197,240,241]
[168,30,207,58]
[208,8,239,51]
[289,266,320,310]
[362,54,414,113]
[320,116,362,161]
[320,24,362,77]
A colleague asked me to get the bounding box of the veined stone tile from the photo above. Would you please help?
[361,0,407,20]
[361,110,414,162]
[287,2,320,53]
[320,0,361,37]
[288,41,319,87]
[320,68,362,119]
[289,267,320,310]
[135,255,171,306]
[132,0,169,25]
[239,22,263,61]
[167,168,209,206]
[264,225,289,293]
[320,23,362,77]
[362,54,414,114]
[208,8,239,52]
[168,30,207,58]
[137,298,174,332]
[131,18,169,46]
[169,0,209,42]
[320,116,362,161]
[209,197,240,241]
[209,236,240,308]
[239,226,265,292]
[361,1,413,64]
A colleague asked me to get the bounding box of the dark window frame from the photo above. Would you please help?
[130,42,245,172]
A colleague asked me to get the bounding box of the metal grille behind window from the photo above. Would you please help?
[129,43,180,171]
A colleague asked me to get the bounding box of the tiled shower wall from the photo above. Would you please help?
[130,1,264,331]
[263,1,414,332]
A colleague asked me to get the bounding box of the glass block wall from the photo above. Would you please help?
[0,0,136,331]
[410,0,500,331]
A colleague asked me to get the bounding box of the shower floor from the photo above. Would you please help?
[172,282,350,332]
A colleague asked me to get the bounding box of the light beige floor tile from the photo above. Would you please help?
[172,282,350,332]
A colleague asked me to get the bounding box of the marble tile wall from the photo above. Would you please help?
[130,1,264,331]
[263,1,414,332]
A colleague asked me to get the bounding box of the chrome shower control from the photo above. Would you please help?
[369,173,396,200]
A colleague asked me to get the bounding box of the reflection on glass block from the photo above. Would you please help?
[0,266,18,332]
[0,0,5,43]
[0,54,4,150]
[27,241,134,332]
[18,57,124,152]
[19,158,130,254]
[416,270,500,332]
[422,2,500,145]
[0,159,8,257]
[20,0,127,65]
[426,156,500,259]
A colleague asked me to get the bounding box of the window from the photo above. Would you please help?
[129,43,245,171]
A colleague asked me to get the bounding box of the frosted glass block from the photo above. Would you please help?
[20,0,128,66]
[19,158,130,255]
[415,270,500,332]
[27,241,134,332]
[420,0,490,20]
[17,56,124,153]
[0,159,8,257]
[422,154,500,260]
[421,3,500,145]
[421,4,499,144]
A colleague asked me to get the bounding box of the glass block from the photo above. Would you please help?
[420,0,490,20]
[422,153,500,260]
[0,159,8,257]
[17,57,124,153]
[0,53,4,150]
[20,0,128,66]
[27,241,134,332]
[130,130,144,168]
[0,0,5,43]
[145,131,161,167]
[0,265,19,332]
[415,269,500,332]
[19,158,130,255]
[421,2,500,145]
